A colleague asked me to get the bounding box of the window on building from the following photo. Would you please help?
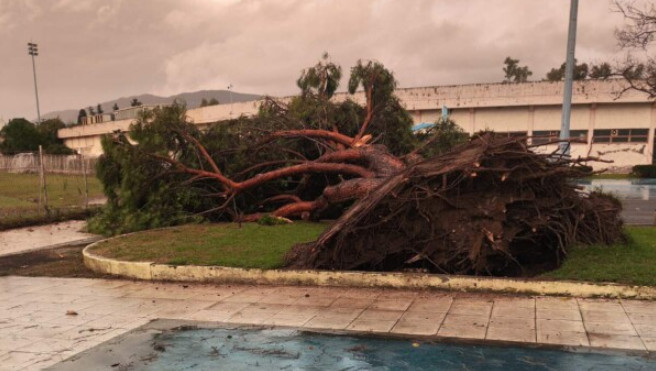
[593,128,648,143]
[531,130,559,144]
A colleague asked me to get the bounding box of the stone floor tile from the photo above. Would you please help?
[621,300,656,314]
[581,309,631,323]
[259,294,302,306]
[537,330,589,346]
[401,310,447,322]
[370,298,413,311]
[0,351,58,370]
[0,336,36,352]
[292,295,336,307]
[439,314,488,339]
[16,338,76,354]
[225,304,288,324]
[588,333,646,351]
[339,289,382,299]
[438,323,487,340]
[577,298,623,312]
[492,297,535,309]
[448,300,492,317]
[634,323,656,338]
[313,307,364,319]
[584,321,638,336]
[535,297,578,311]
[642,338,656,352]
[491,305,534,319]
[391,318,439,336]
[186,309,234,322]
[346,318,397,333]
[376,290,419,300]
[486,326,536,343]
[489,317,535,330]
[18,324,78,340]
[304,316,355,330]
[330,297,374,309]
[627,312,656,325]
[221,293,265,304]
[407,297,453,313]
[204,301,251,314]
[357,309,403,321]
[260,316,313,327]
[536,319,585,333]
[536,308,581,321]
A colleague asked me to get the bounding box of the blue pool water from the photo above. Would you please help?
[577,178,656,200]
[133,328,655,371]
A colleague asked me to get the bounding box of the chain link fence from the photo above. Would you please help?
[0,150,101,223]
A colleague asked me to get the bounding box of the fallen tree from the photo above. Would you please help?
[285,134,624,276]
[92,57,623,277]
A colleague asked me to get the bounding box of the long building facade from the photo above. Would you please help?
[58,80,655,172]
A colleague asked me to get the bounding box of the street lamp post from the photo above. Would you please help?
[27,42,42,124]
[559,0,579,157]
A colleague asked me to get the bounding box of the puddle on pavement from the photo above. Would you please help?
[48,320,655,371]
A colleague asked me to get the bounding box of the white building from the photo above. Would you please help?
[58,80,655,172]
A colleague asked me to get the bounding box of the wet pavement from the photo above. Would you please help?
[0,276,654,370]
[0,221,100,257]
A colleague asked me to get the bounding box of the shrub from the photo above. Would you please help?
[632,164,656,178]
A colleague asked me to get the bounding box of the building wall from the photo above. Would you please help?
[59,80,656,172]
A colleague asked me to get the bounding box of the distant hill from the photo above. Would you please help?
[42,90,262,124]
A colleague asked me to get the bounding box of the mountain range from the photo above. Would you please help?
[42,90,262,124]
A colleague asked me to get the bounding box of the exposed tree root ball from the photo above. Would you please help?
[285,134,624,276]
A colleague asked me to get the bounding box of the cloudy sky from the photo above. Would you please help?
[0,0,641,121]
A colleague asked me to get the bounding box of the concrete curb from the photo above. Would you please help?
[83,236,656,300]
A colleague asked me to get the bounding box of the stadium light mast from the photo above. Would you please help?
[559,0,579,157]
[28,42,42,124]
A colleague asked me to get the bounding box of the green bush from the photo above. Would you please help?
[632,164,656,178]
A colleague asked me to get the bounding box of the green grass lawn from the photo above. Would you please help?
[0,172,103,214]
[542,226,656,286]
[93,222,656,286]
[91,222,328,269]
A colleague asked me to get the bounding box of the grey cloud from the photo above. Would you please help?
[0,0,637,122]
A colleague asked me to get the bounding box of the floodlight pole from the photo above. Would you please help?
[28,42,42,124]
[228,83,234,119]
[559,0,579,157]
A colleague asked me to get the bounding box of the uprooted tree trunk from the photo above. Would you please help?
[284,134,624,277]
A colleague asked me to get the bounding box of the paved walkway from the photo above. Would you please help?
[0,276,654,370]
[0,221,99,257]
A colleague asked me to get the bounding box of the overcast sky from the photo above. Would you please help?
[0,0,641,122]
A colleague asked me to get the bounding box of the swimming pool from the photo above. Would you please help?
[50,326,656,370]
[577,178,656,200]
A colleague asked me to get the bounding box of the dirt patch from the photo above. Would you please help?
[0,245,112,278]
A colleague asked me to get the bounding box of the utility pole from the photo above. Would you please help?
[28,42,42,124]
[559,0,579,157]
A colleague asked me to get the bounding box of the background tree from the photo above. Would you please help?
[113,103,119,111]
[502,57,533,83]
[545,60,589,81]
[0,117,73,155]
[615,0,656,97]
[589,62,613,79]
[37,118,75,154]
[199,98,209,107]
[77,109,87,125]
[208,98,220,106]
[0,118,41,154]
[97,104,104,115]
[130,98,143,107]
[88,106,95,116]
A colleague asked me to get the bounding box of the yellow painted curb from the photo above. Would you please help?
[83,236,656,300]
